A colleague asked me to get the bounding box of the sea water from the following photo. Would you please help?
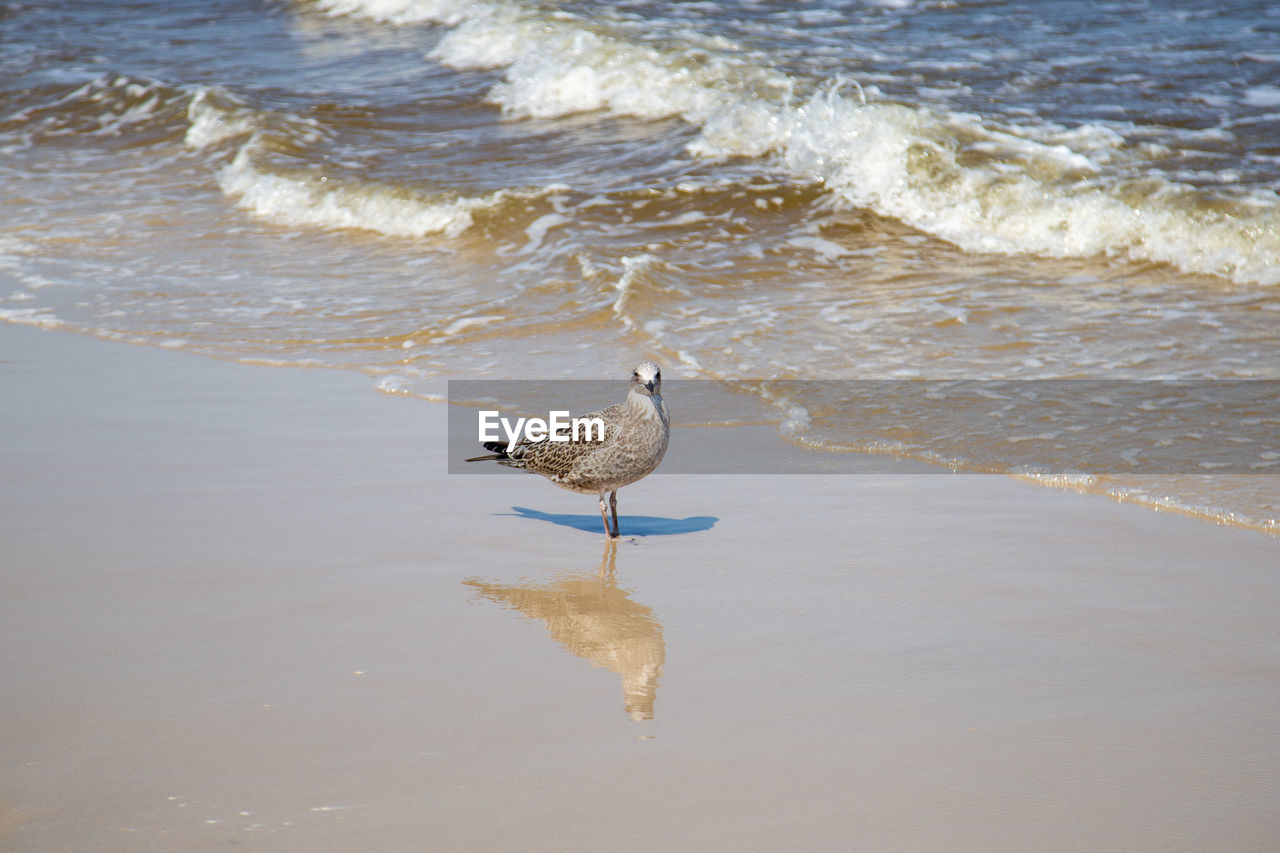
[3,0,1277,530]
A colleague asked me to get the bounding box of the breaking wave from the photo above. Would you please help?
[0,73,191,145]
[185,86,543,238]
[310,0,1280,284]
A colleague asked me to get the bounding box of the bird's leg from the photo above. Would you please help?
[608,490,620,539]
[598,493,613,538]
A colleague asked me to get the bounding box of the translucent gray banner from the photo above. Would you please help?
[448,380,1279,476]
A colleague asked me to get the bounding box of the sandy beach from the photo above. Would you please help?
[2,321,1279,852]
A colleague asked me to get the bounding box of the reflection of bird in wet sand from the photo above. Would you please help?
[466,362,669,539]
[464,541,664,720]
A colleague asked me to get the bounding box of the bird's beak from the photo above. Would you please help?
[645,380,656,393]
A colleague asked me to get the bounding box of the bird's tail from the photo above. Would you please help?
[465,441,510,463]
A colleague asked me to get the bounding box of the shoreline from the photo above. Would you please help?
[3,322,1279,851]
[7,316,1276,537]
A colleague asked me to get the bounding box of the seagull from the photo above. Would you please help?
[466,362,670,539]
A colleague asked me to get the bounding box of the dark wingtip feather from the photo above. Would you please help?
[465,441,510,463]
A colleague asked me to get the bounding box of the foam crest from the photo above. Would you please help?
[310,0,466,25]
[428,4,523,71]
[428,5,787,122]
[217,144,491,237]
[178,47,564,242]
[612,254,660,328]
[762,93,1280,285]
[5,74,189,141]
[184,88,257,150]
[305,0,1280,283]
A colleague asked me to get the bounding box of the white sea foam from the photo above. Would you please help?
[11,74,186,140]
[430,8,779,122]
[300,0,1280,284]
[184,88,256,150]
[787,235,859,260]
[0,307,64,328]
[1243,86,1280,108]
[311,0,465,25]
[612,253,659,328]
[690,91,1280,285]
[217,144,492,237]
[185,73,561,240]
[520,212,569,254]
[779,404,812,438]
[442,314,503,336]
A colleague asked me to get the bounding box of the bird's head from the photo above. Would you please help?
[630,361,662,397]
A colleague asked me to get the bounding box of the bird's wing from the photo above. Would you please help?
[506,401,622,472]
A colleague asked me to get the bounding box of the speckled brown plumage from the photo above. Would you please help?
[467,362,669,538]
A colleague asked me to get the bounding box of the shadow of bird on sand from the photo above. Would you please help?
[501,506,718,537]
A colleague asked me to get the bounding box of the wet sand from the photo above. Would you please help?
[2,322,1279,852]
